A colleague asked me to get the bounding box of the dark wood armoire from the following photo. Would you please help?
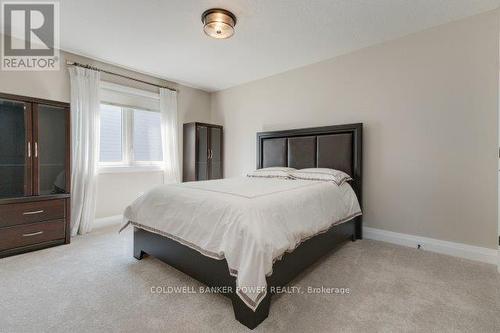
[0,92,71,258]
[183,122,223,182]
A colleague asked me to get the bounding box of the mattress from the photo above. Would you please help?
[120,177,361,311]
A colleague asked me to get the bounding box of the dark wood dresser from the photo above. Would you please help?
[0,93,71,258]
[183,122,223,182]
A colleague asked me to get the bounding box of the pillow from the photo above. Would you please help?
[289,168,352,185]
[247,167,296,179]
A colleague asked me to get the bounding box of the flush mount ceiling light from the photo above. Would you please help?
[201,8,237,39]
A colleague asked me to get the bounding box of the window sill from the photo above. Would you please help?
[98,165,164,174]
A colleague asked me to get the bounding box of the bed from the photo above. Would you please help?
[123,123,362,329]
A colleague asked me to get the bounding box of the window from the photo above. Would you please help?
[100,104,123,162]
[99,103,163,172]
[132,109,163,162]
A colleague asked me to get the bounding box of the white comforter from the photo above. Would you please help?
[121,177,361,311]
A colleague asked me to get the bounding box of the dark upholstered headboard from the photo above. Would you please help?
[256,123,362,203]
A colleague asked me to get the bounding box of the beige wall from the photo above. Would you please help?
[0,48,211,218]
[211,10,500,249]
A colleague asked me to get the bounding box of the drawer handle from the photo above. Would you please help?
[22,231,44,237]
[22,210,44,215]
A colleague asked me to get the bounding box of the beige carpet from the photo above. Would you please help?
[1,224,499,333]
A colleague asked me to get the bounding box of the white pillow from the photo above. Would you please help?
[247,167,296,179]
[289,168,352,185]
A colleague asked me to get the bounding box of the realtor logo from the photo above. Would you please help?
[1,1,60,70]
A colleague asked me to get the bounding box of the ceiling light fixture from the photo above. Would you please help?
[201,8,237,39]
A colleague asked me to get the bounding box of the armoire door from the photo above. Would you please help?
[196,125,209,181]
[0,98,32,198]
[33,104,69,195]
[209,126,222,180]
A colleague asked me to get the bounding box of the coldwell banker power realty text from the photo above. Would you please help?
[1,1,60,71]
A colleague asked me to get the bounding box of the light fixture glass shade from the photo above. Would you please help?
[202,9,236,39]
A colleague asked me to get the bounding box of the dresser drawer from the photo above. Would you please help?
[0,220,66,251]
[0,199,65,227]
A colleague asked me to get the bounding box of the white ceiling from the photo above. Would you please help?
[60,0,500,92]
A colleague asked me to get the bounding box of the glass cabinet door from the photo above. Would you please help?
[196,125,209,180]
[0,98,32,198]
[209,127,222,180]
[36,104,68,195]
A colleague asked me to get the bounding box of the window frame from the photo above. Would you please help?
[98,103,164,174]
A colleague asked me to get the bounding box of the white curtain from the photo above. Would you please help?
[160,88,180,183]
[68,67,101,236]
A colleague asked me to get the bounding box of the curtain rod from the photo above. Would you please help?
[66,61,177,92]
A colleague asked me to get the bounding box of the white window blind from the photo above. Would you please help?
[132,110,162,162]
[99,104,123,162]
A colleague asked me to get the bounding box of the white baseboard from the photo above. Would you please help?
[363,227,498,265]
[94,215,123,229]
[91,217,499,268]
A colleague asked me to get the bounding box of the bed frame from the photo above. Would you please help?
[133,123,363,329]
